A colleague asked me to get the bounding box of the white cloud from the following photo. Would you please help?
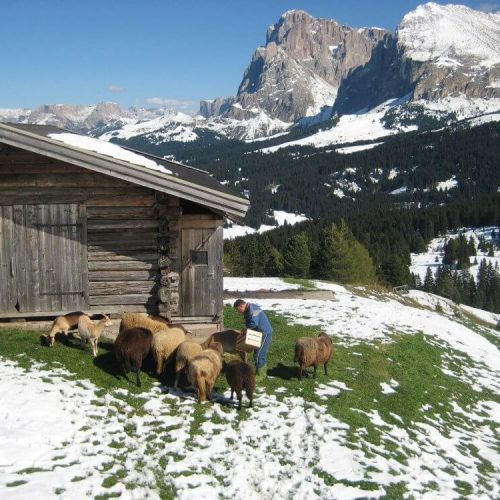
[477,2,500,12]
[146,97,197,112]
[108,84,125,93]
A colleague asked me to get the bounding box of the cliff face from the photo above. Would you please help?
[201,10,389,122]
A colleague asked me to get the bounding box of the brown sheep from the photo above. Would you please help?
[187,342,224,403]
[43,311,89,347]
[114,327,153,387]
[294,332,333,380]
[224,360,255,410]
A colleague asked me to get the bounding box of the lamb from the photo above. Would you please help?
[78,314,113,357]
[294,332,333,380]
[151,327,186,376]
[187,342,224,403]
[224,360,255,410]
[114,327,153,387]
[174,340,205,388]
[44,311,89,347]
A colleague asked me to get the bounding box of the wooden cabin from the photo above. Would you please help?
[0,123,249,328]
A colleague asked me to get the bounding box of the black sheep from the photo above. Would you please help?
[224,360,256,410]
[114,327,153,387]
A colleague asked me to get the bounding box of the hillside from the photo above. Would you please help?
[0,278,499,498]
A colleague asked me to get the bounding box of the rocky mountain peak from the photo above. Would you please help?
[201,10,389,123]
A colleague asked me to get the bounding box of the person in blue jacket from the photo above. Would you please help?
[233,299,273,379]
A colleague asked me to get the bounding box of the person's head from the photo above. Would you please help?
[233,299,246,314]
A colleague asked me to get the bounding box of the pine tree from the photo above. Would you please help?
[284,233,311,278]
[318,221,376,284]
[423,267,434,292]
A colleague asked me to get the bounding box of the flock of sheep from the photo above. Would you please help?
[41,311,333,409]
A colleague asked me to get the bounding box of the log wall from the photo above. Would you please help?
[0,144,185,317]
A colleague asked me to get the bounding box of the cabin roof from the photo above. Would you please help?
[0,122,249,220]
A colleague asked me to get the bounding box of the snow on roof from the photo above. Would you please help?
[48,132,174,175]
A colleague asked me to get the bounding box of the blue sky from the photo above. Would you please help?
[1,1,497,112]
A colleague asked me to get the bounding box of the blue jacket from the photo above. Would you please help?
[244,302,273,336]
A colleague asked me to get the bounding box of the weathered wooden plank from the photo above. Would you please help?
[88,242,157,253]
[0,206,18,312]
[0,174,132,188]
[90,294,156,306]
[0,187,153,198]
[0,194,156,207]
[180,219,223,229]
[87,220,158,231]
[88,260,158,271]
[89,281,157,295]
[88,251,158,262]
[88,232,158,245]
[86,206,155,220]
[88,270,158,282]
[0,163,89,174]
[80,204,89,308]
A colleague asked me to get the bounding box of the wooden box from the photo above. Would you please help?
[236,328,263,352]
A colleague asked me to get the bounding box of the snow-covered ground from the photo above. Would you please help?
[1,277,499,498]
[258,99,417,153]
[410,226,500,282]
[224,210,309,239]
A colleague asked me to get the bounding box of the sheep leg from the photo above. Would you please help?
[230,389,234,400]
[173,371,180,388]
[236,390,242,411]
[324,363,328,375]
[298,366,303,381]
[246,388,253,408]
[135,370,141,388]
[92,339,98,357]
[313,364,317,379]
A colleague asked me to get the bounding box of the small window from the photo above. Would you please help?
[191,250,208,266]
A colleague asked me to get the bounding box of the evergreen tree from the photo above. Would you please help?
[284,233,311,277]
[318,221,376,284]
[423,267,435,292]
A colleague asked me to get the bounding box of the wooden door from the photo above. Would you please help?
[0,203,88,314]
[181,226,222,317]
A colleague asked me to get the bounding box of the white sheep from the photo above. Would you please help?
[151,327,186,376]
[78,314,113,357]
[174,340,208,387]
[187,342,224,403]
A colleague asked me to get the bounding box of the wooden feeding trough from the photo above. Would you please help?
[210,328,262,362]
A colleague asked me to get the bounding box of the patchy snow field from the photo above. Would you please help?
[410,226,500,282]
[1,278,499,499]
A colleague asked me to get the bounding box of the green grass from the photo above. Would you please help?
[0,303,498,497]
[282,277,317,290]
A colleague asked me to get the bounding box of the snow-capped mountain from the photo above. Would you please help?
[334,3,500,115]
[1,3,499,145]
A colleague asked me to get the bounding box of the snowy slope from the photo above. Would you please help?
[1,279,499,498]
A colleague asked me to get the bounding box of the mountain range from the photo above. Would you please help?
[1,2,499,149]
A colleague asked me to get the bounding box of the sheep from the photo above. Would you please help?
[114,327,153,387]
[174,340,205,388]
[187,342,224,403]
[43,311,89,347]
[151,327,186,376]
[119,313,190,336]
[119,313,169,335]
[224,360,255,410]
[78,314,113,357]
[294,332,333,380]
